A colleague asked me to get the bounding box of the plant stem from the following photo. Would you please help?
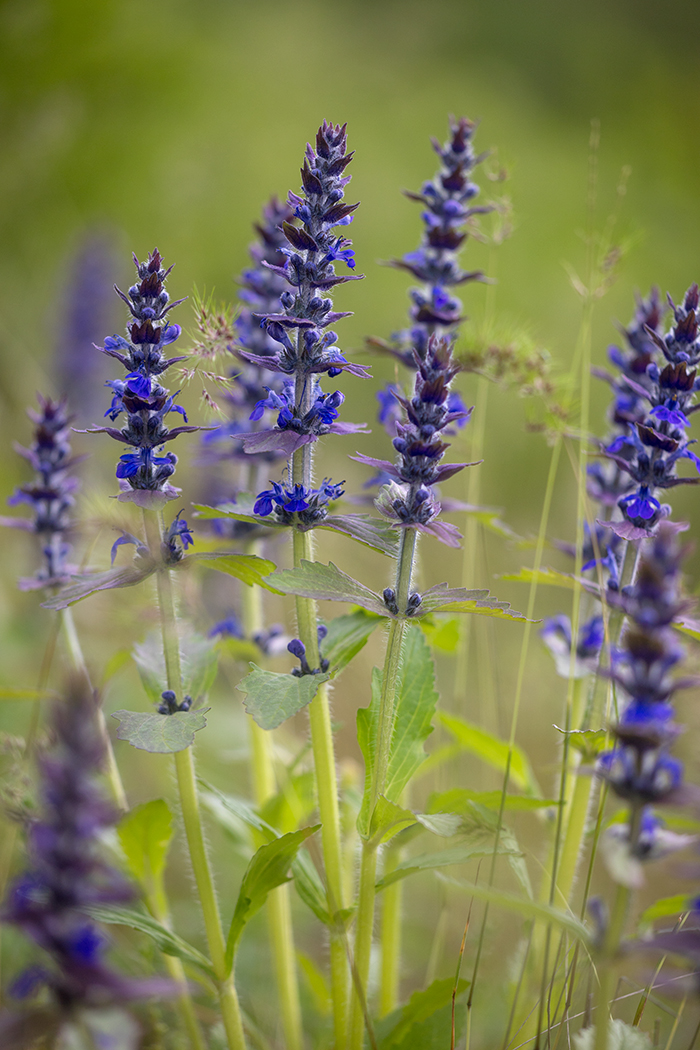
[349,527,418,1050]
[242,542,304,1050]
[60,605,128,812]
[143,509,247,1050]
[291,524,348,1049]
[592,805,641,1050]
[146,888,207,1050]
[379,841,402,1016]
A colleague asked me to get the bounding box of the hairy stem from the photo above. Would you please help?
[349,528,417,1050]
[242,542,304,1050]
[291,523,348,1049]
[143,509,246,1050]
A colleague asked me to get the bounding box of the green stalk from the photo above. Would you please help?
[349,528,417,1050]
[592,804,642,1050]
[467,437,562,1024]
[60,605,128,812]
[379,842,402,1016]
[143,510,246,1050]
[292,525,348,1048]
[242,543,304,1050]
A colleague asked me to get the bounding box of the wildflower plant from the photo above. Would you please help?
[3,111,700,1050]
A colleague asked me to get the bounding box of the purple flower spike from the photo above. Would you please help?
[0,679,163,1012]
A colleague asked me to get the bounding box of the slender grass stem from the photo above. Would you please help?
[143,509,246,1050]
[468,437,562,1014]
[60,605,128,811]
[241,541,303,1050]
[349,528,417,1050]
[379,845,402,1016]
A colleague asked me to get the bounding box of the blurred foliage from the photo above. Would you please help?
[2,0,700,1044]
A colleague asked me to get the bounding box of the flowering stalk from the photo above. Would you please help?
[350,332,471,1048]
[591,525,694,1050]
[87,249,246,1050]
[246,121,370,1047]
[0,678,161,1048]
[0,395,128,811]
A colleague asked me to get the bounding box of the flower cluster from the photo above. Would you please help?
[0,396,80,590]
[593,286,700,537]
[383,116,489,365]
[356,334,471,546]
[244,121,369,463]
[596,525,697,854]
[253,478,344,527]
[288,625,329,676]
[2,680,143,1009]
[86,250,202,507]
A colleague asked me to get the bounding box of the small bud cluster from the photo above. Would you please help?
[87,250,202,506]
[2,682,138,1007]
[158,690,193,714]
[357,334,470,546]
[287,625,329,676]
[1,396,79,590]
[596,525,697,852]
[593,286,700,537]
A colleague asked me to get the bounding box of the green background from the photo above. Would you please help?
[1,0,699,1042]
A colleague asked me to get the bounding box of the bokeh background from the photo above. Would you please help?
[2,0,700,1044]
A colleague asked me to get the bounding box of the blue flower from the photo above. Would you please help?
[254,478,344,525]
[619,486,661,521]
[650,400,690,428]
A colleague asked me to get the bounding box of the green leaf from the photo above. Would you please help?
[500,566,599,597]
[376,977,469,1050]
[384,627,438,801]
[439,712,541,795]
[226,826,319,970]
[111,709,210,753]
[553,725,608,760]
[260,772,316,834]
[462,507,520,541]
[237,665,330,730]
[319,514,400,557]
[439,875,590,944]
[376,833,519,891]
[132,631,219,704]
[42,566,154,610]
[357,668,382,839]
[419,583,530,622]
[267,560,387,615]
[357,628,438,839]
[420,616,462,653]
[199,781,277,842]
[84,905,215,978]
[291,849,331,925]
[117,800,173,909]
[321,609,383,676]
[638,893,690,926]
[195,551,279,589]
[215,637,261,664]
[429,788,558,813]
[297,950,331,1016]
